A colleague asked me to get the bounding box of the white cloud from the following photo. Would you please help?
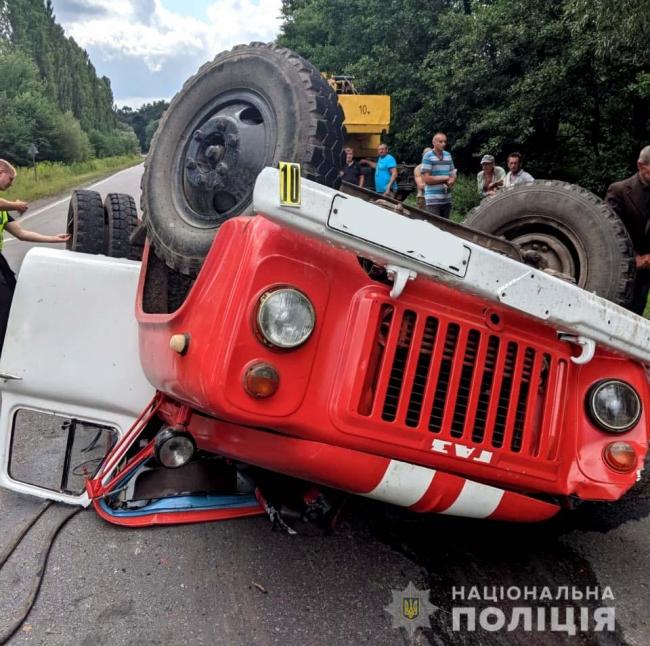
[60,0,282,73]
[50,0,284,106]
[205,0,284,48]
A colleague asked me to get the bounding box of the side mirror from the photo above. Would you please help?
[6,408,117,504]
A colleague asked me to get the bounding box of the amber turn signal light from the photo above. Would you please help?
[603,441,638,473]
[243,362,279,398]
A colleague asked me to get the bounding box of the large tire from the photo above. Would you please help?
[464,180,635,306]
[104,193,141,260]
[65,190,104,255]
[142,42,346,276]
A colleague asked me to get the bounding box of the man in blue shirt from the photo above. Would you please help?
[363,143,398,196]
[421,132,457,219]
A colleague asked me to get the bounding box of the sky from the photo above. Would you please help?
[49,0,284,108]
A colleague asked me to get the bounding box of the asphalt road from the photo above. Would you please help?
[2,163,143,273]
[0,166,648,645]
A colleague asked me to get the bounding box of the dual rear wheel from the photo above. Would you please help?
[66,190,141,260]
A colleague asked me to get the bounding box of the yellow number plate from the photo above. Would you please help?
[279,162,301,207]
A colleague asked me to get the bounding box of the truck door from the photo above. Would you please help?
[0,248,154,505]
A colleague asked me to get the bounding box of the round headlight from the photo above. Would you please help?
[154,428,196,468]
[256,288,315,349]
[587,380,641,433]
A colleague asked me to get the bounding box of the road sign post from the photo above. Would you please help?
[27,143,38,182]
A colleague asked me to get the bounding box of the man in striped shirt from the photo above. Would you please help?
[421,132,457,219]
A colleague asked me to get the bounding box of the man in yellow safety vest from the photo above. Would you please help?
[0,159,71,353]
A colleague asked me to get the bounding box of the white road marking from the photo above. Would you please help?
[3,164,143,244]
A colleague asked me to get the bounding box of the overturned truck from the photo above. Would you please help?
[0,44,648,527]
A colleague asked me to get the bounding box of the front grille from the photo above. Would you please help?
[357,303,559,459]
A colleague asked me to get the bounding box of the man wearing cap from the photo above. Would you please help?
[477,155,506,198]
[0,159,70,353]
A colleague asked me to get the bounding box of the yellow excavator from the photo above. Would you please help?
[327,75,415,198]
[327,75,390,157]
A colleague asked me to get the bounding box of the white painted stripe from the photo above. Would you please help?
[439,479,504,519]
[5,195,69,231]
[361,460,435,507]
[4,163,144,236]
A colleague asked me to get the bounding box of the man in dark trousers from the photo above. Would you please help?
[606,146,650,315]
[340,147,365,187]
[0,159,70,353]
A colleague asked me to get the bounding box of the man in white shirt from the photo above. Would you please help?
[504,152,534,187]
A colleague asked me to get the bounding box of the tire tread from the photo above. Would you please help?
[66,189,104,255]
[104,193,141,260]
[465,180,635,306]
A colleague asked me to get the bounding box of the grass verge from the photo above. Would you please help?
[2,155,143,204]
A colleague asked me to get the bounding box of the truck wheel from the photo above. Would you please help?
[464,180,635,306]
[104,193,141,260]
[142,42,345,276]
[66,190,105,255]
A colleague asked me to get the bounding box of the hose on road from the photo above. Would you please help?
[0,502,81,645]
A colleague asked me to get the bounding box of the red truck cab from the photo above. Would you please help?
[133,177,649,522]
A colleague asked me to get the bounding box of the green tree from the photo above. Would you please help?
[144,118,160,151]
[0,0,140,162]
[49,110,93,162]
[278,0,447,163]
[6,0,116,134]
[278,0,650,194]
[0,1,10,41]
[89,124,139,157]
[0,46,56,163]
[117,100,168,152]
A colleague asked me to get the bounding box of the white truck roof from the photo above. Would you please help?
[254,168,650,365]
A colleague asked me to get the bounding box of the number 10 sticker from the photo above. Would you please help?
[279,162,301,207]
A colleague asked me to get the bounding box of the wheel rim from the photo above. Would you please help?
[177,90,276,228]
[495,216,588,286]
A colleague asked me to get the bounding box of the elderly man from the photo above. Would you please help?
[421,132,457,219]
[0,159,70,352]
[606,145,650,315]
[503,152,534,187]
